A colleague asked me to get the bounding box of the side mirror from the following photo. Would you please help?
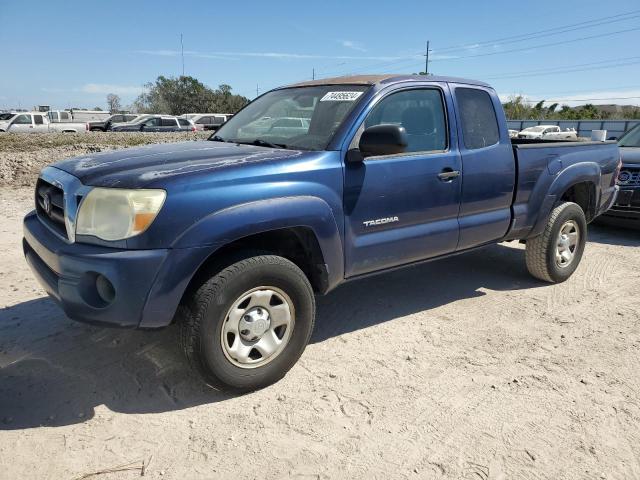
[358,124,408,158]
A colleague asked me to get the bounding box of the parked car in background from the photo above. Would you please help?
[48,110,111,123]
[23,74,620,390]
[88,114,139,132]
[543,127,578,141]
[600,123,640,228]
[110,115,195,132]
[518,125,578,140]
[0,112,87,133]
[237,116,310,139]
[182,113,233,132]
[0,112,18,121]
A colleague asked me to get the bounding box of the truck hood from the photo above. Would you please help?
[620,147,640,165]
[52,140,309,188]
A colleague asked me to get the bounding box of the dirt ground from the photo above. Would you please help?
[1,184,639,479]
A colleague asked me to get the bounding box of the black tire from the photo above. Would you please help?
[179,254,315,391]
[525,201,587,283]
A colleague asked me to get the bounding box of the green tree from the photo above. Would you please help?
[131,76,249,115]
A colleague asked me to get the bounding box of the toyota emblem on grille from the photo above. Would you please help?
[43,193,52,214]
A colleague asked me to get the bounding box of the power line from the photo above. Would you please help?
[316,11,640,78]
[521,96,640,103]
[486,56,640,80]
[325,25,640,78]
[434,9,640,53]
[180,33,185,76]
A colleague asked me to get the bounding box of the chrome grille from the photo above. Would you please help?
[36,178,67,238]
[34,167,89,243]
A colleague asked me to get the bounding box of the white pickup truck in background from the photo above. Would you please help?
[0,112,87,133]
[518,125,578,140]
[48,110,111,123]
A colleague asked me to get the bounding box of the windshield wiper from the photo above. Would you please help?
[209,135,232,143]
[236,139,288,149]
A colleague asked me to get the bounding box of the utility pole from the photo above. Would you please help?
[256,84,259,97]
[312,68,315,80]
[424,40,430,75]
[180,33,185,77]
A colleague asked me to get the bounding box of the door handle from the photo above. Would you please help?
[437,169,460,181]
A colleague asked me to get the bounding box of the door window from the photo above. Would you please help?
[178,118,190,126]
[161,118,177,127]
[145,117,161,126]
[13,114,31,124]
[34,115,44,125]
[455,88,499,149]
[363,89,448,154]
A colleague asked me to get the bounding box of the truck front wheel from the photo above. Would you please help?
[179,254,315,391]
[525,201,587,283]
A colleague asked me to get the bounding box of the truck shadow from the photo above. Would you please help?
[588,223,640,247]
[1,242,539,430]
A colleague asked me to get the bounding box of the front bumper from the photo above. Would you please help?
[23,211,171,327]
[600,186,640,227]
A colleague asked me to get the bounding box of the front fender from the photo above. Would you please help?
[174,195,344,287]
[530,162,600,237]
[138,196,344,329]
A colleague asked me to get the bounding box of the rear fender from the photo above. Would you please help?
[530,162,600,237]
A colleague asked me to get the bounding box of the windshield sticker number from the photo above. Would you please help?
[320,91,363,102]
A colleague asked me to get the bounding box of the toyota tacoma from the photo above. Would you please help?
[23,74,620,390]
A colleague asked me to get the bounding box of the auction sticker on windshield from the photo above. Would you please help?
[320,91,364,102]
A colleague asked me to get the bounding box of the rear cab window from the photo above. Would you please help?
[455,88,500,150]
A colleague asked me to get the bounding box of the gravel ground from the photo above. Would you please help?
[0,132,211,187]
[0,133,639,478]
[0,183,639,479]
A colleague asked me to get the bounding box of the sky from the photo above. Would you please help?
[1,0,639,110]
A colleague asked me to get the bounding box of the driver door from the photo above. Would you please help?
[9,114,33,133]
[344,86,462,277]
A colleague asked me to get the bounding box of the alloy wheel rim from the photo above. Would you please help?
[220,287,294,369]
[555,220,579,268]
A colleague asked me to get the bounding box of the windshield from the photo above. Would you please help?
[619,124,640,147]
[212,85,370,150]
[0,113,16,121]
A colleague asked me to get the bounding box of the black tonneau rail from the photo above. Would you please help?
[511,139,617,148]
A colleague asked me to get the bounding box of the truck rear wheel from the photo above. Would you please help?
[179,254,315,391]
[525,201,587,283]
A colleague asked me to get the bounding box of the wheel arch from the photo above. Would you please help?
[530,162,601,237]
[138,196,343,329]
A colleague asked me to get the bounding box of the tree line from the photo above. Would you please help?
[107,75,250,115]
[502,95,640,120]
[105,77,640,120]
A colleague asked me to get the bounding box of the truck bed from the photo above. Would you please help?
[507,140,620,240]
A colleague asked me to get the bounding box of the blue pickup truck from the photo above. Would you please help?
[23,75,620,390]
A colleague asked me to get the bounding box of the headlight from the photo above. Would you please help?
[76,188,166,241]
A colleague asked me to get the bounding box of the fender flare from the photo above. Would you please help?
[139,196,344,329]
[173,194,344,287]
[530,162,600,237]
